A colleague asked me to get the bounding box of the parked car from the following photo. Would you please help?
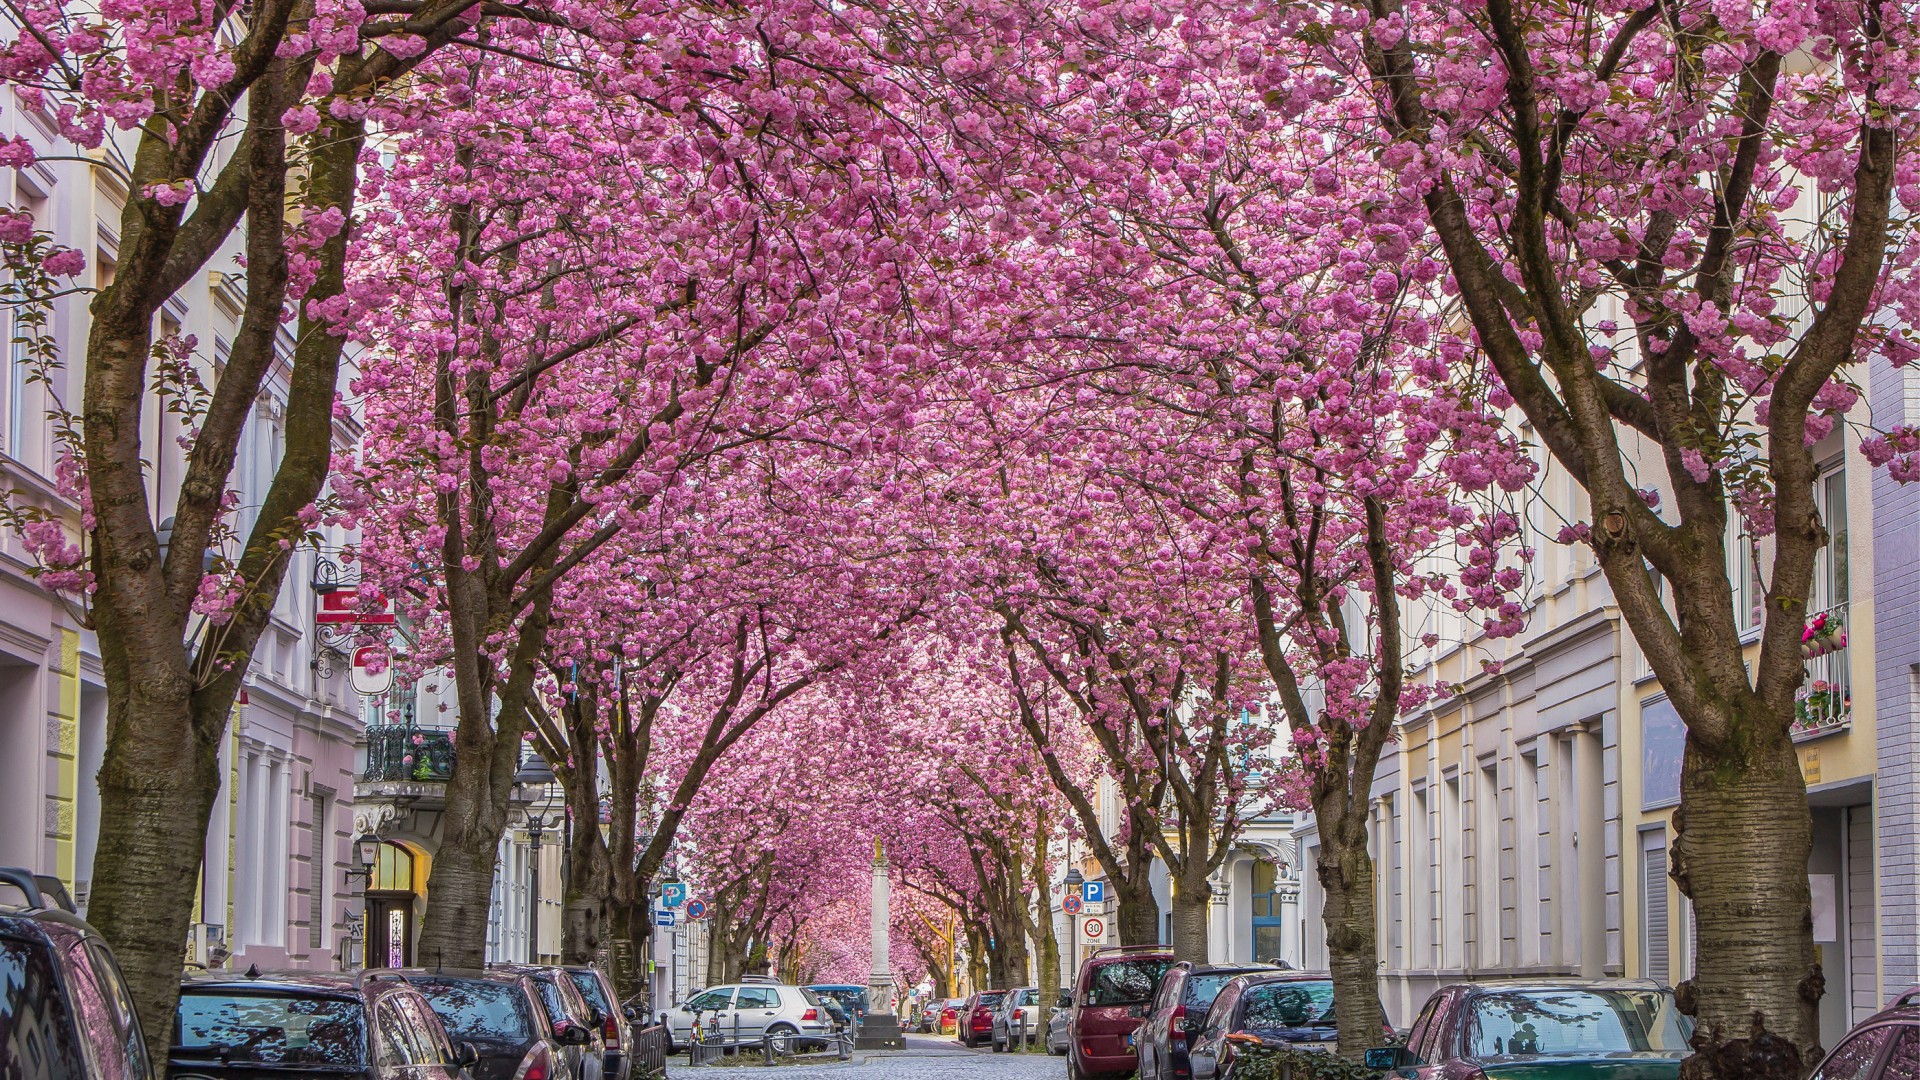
[1069,945,1174,1080]
[0,867,151,1080]
[565,966,634,1080]
[957,989,1007,1048]
[493,966,606,1080]
[1361,979,1692,1080]
[991,987,1040,1051]
[404,969,574,1080]
[661,980,834,1053]
[1047,991,1072,1056]
[939,997,967,1035]
[1187,972,1349,1078]
[805,985,868,1030]
[1806,987,1920,1080]
[173,970,480,1079]
[1135,963,1275,1080]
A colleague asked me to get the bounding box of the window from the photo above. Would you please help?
[1884,1027,1919,1080]
[1086,959,1173,1006]
[177,992,365,1066]
[397,995,450,1064]
[310,792,331,951]
[1464,989,1690,1057]
[1812,1025,1892,1080]
[1813,462,1849,612]
[417,980,532,1042]
[0,935,86,1079]
[1474,762,1500,966]
[737,987,777,1010]
[1240,980,1334,1029]
[372,842,413,892]
[687,989,733,1012]
[1729,519,1764,634]
[1641,697,1685,809]
[1641,830,1669,983]
[1251,860,1287,961]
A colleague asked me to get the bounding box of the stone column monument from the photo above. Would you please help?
[855,839,906,1049]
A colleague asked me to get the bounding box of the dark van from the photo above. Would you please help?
[1069,945,1174,1080]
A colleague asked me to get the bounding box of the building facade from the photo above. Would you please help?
[0,88,367,969]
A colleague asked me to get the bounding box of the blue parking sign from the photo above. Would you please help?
[1081,880,1106,904]
[663,882,688,909]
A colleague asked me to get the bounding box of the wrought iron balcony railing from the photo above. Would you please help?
[363,727,455,783]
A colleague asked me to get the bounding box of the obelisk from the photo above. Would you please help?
[855,838,906,1049]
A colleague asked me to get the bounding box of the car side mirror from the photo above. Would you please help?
[554,1019,592,1046]
[455,1042,481,1068]
[1366,1047,1418,1069]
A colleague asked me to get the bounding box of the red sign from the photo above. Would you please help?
[1063,895,1084,915]
[318,588,395,625]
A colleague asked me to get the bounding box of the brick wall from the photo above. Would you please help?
[1871,354,1920,991]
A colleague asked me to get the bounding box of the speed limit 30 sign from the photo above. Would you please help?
[1079,916,1106,943]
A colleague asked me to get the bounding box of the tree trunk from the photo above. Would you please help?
[415,828,503,970]
[965,922,990,992]
[1168,871,1211,964]
[1674,726,1818,1080]
[87,694,222,1074]
[562,798,610,965]
[1316,808,1382,1061]
[1112,873,1160,948]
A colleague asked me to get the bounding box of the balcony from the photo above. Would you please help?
[1794,602,1851,742]
[362,727,455,783]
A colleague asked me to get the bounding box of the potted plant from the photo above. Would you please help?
[1795,680,1848,731]
[1803,611,1847,658]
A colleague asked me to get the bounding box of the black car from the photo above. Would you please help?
[491,965,605,1080]
[1188,973,1345,1079]
[564,966,634,1080]
[173,969,479,1079]
[1135,963,1275,1080]
[0,867,152,1080]
[1810,987,1920,1079]
[403,969,568,1080]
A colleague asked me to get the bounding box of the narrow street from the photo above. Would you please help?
[667,1034,1065,1079]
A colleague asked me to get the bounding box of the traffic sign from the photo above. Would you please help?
[655,908,677,928]
[1079,917,1106,943]
[1062,894,1084,915]
[685,900,708,920]
[662,882,688,909]
[1081,881,1106,904]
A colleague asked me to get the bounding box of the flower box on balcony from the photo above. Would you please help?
[1792,718,1851,744]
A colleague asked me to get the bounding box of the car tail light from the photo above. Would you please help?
[1169,1003,1187,1048]
[803,1008,819,1021]
[603,1013,621,1048]
[521,1045,551,1080]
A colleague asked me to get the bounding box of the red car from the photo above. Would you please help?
[1069,945,1175,1080]
[957,989,1007,1048]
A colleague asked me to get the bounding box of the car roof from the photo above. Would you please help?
[806,984,865,990]
[1869,986,1920,1023]
[181,970,373,999]
[1186,964,1280,976]
[1450,978,1668,994]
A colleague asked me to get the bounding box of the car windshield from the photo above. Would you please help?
[1465,989,1692,1058]
[416,980,531,1043]
[0,934,86,1080]
[1241,981,1336,1028]
[1015,989,1037,1007]
[977,992,1005,1008]
[1087,960,1173,1007]
[813,989,866,1014]
[1185,973,1256,1011]
[174,992,366,1065]
[566,973,612,1020]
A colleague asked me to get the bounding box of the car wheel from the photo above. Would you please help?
[766,1024,797,1056]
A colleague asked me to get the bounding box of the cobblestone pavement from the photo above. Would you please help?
[667,1033,1067,1078]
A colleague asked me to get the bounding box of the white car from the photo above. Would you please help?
[664,981,835,1053]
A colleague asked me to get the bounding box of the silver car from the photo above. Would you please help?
[1047,991,1071,1055]
[991,987,1041,1051]
[664,980,834,1053]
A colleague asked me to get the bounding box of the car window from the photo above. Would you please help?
[85,940,149,1079]
[688,989,733,1011]
[1088,959,1173,1006]
[401,994,453,1063]
[1019,989,1037,1007]
[1200,983,1241,1040]
[378,998,427,1064]
[1056,991,1071,1010]
[1241,981,1335,1029]
[1465,989,1690,1057]
[1404,994,1443,1062]
[178,991,367,1066]
[0,933,86,1080]
[1884,1026,1919,1080]
[1183,972,1250,1015]
[1814,1025,1894,1080]
[556,976,595,1025]
[737,987,776,1009]
[568,972,613,1020]
[418,979,532,1042]
[978,992,1005,1009]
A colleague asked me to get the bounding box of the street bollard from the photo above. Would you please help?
[1015,1013,1027,1051]
[763,1034,777,1065]
[839,1030,853,1060]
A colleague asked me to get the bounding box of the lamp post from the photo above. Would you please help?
[514,753,563,963]
[1064,866,1084,995]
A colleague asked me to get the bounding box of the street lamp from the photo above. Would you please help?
[1064,866,1084,997]
[346,833,380,885]
[514,753,563,962]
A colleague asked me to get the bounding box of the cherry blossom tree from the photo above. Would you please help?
[1312,1,1920,1072]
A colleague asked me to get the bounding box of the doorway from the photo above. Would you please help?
[366,891,414,969]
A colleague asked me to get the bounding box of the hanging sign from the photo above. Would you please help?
[318,588,396,625]
[351,647,394,697]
